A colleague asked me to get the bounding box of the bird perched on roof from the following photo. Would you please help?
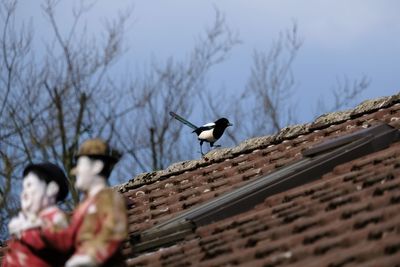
[170,111,233,156]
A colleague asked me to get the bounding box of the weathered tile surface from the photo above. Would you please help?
[121,96,400,266]
[1,95,400,266]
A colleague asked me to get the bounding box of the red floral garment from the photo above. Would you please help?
[12,188,128,266]
[2,207,69,267]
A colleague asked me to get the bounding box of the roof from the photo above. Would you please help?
[1,93,400,266]
[119,93,400,266]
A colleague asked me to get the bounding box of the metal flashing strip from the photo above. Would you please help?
[303,123,392,157]
[130,123,400,255]
[190,124,399,226]
[130,221,194,253]
[154,157,310,230]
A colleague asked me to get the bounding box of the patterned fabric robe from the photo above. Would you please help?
[2,206,69,267]
[59,187,128,266]
[3,188,128,267]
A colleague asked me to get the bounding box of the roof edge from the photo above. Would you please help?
[117,92,400,192]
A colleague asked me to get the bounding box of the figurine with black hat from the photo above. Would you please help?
[18,138,128,267]
[3,162,70,267]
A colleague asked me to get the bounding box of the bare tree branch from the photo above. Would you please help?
[122,8,240,171]
[0,0,135,237]
[315,75,370,115]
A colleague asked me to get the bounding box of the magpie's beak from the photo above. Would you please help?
[228,123,233,127]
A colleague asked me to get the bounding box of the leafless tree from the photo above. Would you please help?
[121,9,240,171]
[237,23,302,138]
[315,75,370,115]
[201,23,302,143]
[0,1,239,239]
[0,0,134,239]
[0,0,35,236]
[203,22,368,145]
[0,1,369,241]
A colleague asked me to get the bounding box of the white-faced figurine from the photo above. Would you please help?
[8,139,128,267]
[3,163,69,267]
[63,138,127,267]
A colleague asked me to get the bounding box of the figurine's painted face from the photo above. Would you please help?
[74,156,104,192]
[21,172,47,215]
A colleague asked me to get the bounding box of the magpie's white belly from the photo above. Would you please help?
[198,129,215,142]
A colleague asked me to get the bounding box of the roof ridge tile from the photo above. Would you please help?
[117,92,400,191]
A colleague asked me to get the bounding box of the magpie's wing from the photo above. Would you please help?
[169,112,198,130]
[199,122,215,130]
[194,122,215,135]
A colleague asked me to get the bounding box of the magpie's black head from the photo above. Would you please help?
[214,118,233,128]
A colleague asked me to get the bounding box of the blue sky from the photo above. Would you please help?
[16,0,400,123]
[3,0,399,236]
[4,0,399,216]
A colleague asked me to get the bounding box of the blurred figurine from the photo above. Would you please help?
[63,138,128,267]
[2,163,70,267]
[12,139,128,267]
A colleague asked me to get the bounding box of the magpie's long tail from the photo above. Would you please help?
[169,112,198,130]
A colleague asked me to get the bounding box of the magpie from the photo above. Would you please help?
[170,111,233,155]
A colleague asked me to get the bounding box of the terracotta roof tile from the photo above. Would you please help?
[119,94,400,266]
[3,95,400,266]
